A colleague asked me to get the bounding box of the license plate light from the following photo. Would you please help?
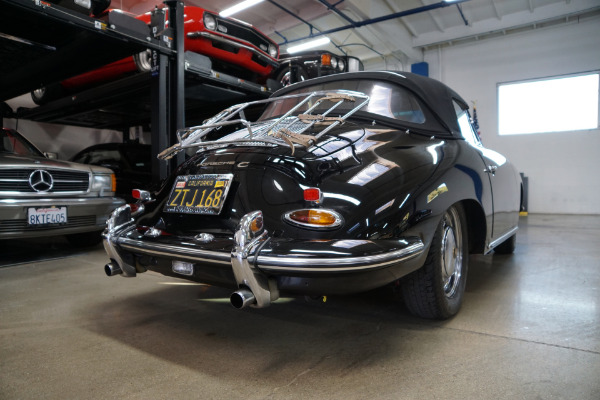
[172,261,194,276]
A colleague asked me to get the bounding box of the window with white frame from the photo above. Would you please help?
[498,72,599,135]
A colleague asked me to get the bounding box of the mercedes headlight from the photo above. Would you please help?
[204,13,217,30]
[92,173,116,195]
[338,58,345,71]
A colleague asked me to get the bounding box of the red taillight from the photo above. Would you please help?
[132,189,152,201]
[304,188,321,202]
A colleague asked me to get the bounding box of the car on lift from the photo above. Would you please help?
[0,128,124,246]
[71,142,152,203]
[31,5,280,105]
[47,0,111,17]
[102,71,521,319]
[273,50,364,86]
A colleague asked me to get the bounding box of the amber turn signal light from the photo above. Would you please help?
[250,213,264,233]
[321,53,332,67]
[284,209,342,229]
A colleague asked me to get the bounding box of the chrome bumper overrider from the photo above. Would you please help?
[103,207,425,308]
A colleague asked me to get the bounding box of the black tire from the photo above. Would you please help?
[401,204,469,319]
[31,83,64,105]
[276,65,308,86]
[66,230,103,247]
[494,234,516,254]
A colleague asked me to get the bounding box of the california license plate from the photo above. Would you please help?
[164,174,233,215]
[27,206,67,226]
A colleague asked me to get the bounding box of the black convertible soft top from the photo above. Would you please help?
[272,70,468,137]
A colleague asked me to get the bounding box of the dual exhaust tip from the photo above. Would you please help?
[230,289,255,309]
[105,261,256,309]
[104,262,122,277]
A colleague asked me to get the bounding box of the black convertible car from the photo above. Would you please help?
[102,71,521,319]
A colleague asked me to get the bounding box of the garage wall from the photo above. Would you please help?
[423,16,600,214]
[3,117,122,160]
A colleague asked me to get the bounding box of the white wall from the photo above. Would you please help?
[422,17,600,214]
[3,117,123,160]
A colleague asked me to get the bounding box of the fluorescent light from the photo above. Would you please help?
[220,0,264,17]
[287,37,331,54]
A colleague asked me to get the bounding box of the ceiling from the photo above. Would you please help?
[111,0,600,67]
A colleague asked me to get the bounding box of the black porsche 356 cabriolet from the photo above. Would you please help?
[102,71,521,319]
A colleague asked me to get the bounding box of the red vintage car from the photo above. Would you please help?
[31,6,280,105]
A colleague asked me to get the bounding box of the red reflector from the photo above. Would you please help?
[304,188,321,202]
[132,189,141,200]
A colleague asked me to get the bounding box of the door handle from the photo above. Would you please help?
[484,165,497,176]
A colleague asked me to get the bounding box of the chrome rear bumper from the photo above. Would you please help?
[103,207,425,308]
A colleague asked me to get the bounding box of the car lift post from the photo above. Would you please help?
[150,0,185,183]
[166,0,185,173]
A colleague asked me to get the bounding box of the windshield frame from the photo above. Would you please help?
[0,129,45,157]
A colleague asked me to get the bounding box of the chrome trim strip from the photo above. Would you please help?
[187,31,279,68]
[0,198,119,206]
[118,237,232,265]
[112,235,424,273]
[488,226,519,250]
[257,241,425,272]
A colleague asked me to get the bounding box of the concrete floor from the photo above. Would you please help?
[1,214,599,399]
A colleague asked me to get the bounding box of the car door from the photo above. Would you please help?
[454,101,520,242]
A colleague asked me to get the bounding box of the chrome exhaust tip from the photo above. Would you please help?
[104,262,123,277]
[230,289,255,309]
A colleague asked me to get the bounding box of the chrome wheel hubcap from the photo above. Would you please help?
[440,208,463,298]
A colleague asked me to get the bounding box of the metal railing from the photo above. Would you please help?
[158,90,370,160]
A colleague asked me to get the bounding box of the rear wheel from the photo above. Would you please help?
[66,230,103,247]
[401,204,468,319]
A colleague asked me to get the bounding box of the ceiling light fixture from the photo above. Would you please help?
[220,0,265,17]
[287,37,331,54]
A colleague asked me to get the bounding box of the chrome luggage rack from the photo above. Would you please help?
[158,90,370,159]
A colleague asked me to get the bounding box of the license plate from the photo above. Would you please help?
[164,174,233,215]
[27,207,67,226]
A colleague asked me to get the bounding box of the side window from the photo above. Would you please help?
[453,100,480,146]
[87,150,122,166]
[72,152,89,164]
